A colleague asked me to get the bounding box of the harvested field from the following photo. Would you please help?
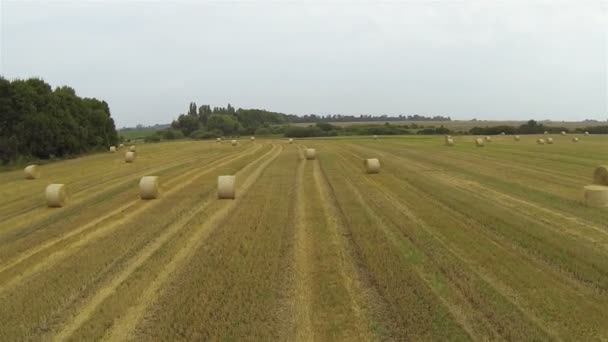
[1,135,608,341]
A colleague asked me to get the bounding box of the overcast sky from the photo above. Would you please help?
[1,1,606,127]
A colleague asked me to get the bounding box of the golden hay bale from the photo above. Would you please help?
[485,136,492,142]
[593,166,608,185]
[475,138,484,147]
[585,131,590,135]
[544,131,548,135]
[537,138,546,145]
[373,135,378,140]
[216,137,221,143]
[250,136,255,141]
[584,185,608,208]
[305,148,316,160]
[289,138,294,144]
[129,145,136,152]
[139,176,159,200]
[119,143,124,148]
[125,151,136,163]
[500,132,506,135]
[110,146,116,153]
[218,175,235,199]
[231,140,238,146]
[364,158,380,174]
[561,131,566,136]
[46,184,68,208]
[572,137,579,143]
[514,135,521,141]
[24,165,40,179]
[546,137,554,144]
[446,138,455,146]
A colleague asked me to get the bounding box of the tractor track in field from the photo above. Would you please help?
[0,149,228,238]
[0,149,219,220]
[329,146,561,340]
[94,144,283,342]
[0,144,265,296]
[310,157,375,341]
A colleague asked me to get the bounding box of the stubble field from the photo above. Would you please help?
[1,134,608,341]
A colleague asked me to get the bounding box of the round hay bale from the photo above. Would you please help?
[129,145,136,152]
[544,131,549,135]
[514,135,521,141]
[537,138,546,145]
[475,138,484,147]
[231,140,238,146]
[444,135,451,144]
[364,158,380,174]
[305,148,316,160]
[584,131,589,135]
[139,176,159,200]
[593,166,608,185]
[584,185,608,208]
[250,136,255,141]
[24,165,40,179]
[445,138,455,146]
[373,135,378,140]
[547,137,554,144]
[500,132,506,135]
[572,137,579,143]
[216,137,221,143]
[218,175,235,199]
[485,136,492,142]
[110,146,117,153]
[46,184,67,208]
[289,138,294,144]
[561,131,567,136]
[125,151,136,163]
[119,143,124,148]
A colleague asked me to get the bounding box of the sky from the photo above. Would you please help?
[0,0,606,127]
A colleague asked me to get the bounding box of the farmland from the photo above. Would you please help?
[1,135,608,341]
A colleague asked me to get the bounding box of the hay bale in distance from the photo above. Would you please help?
[218,175,235,199]
[561,131,567,136]
[125,151,136,163]
[129,145,136,152]
[305,148,316,160]
[475,138,484,147]
[500,132,506,135]
[544,131,549,135]
[24,165,40,179]
[585,131,590,135]
[110,146,116,153]
[537,138,546,145]
[250,136,255,141]
[373,135,378,140]
[216,137,221,143]
[364,158,380,174]
[231,140,238,146]
[584,185,608,208]
[289,138,294,144]
[46,184,67,208]
[514,135,521,141]
[139,176,159,200]
[119,143,124,148]
[485,136,492,142]
[572,137,579,143]
[593,166,608,185]
[446,138,455,146]
[547,137,554,144]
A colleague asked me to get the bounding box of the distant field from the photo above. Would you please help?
[291,120,607,131]
[1,135,608,340]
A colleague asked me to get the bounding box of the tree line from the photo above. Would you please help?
[0,77,118,164]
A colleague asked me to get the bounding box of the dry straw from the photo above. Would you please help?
[475,138,484,147]
[24,165,40,180]
[110,146,116,152]
[572,137,579,143]
[125,151,136,163]
[129,145,136,152]
[250,136,255,141]
[485,136,492,142]
[537,138,546,145]
[231,140,238,146]
[584,185,608,208]
[561,131,567,136]
[305,148,316,160]
[289,138,294,144]
[445,138,455,146]
[139,176,160,200]
[218,175,235,199]
[514,135,521,141]
[364,158,381,174]
[216,137,221,143]
[547,137,554,144]
[46,184,67,208]
[593,166,608,185]
[119,143,124,148]
[585,131,590,135]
